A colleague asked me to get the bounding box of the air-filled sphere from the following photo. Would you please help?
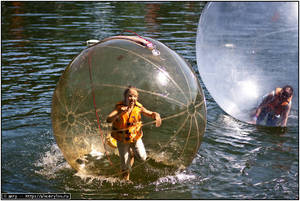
[51,36,206,181]
[196,2,298,126]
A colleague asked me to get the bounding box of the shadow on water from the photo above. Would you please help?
[255,124,289,135]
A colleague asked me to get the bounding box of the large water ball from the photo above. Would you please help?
[196,2,298,126]
[51,36,206,181]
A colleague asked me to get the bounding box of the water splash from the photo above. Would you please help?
[152,170,196,186]
[34,144,71,179]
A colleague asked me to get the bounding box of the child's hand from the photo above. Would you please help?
[119,106,128,113]
[154,112,162,127]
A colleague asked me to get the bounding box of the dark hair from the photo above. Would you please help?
[282,85,294,96]
[123,85,138,97]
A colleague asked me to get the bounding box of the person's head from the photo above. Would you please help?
[123,86,139,106]
[281,85,294,100]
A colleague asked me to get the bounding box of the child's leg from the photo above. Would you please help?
[129,148,134,167]
[132,139,147,161]
[117,142,132,180]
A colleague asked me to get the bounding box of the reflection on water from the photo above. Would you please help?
[1,1,298,199]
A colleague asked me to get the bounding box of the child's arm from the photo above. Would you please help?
[106,109,119,123]
[254,93,274,120]
[141,107,162,127]
[106,106,128,123]
[280,104,291,127]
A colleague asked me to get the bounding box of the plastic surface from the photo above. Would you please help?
[196,2,298,126]
[51,36,206,180]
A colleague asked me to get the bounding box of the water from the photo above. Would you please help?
[1,1,298,199]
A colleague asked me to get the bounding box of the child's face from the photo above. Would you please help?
[125,89,138,106]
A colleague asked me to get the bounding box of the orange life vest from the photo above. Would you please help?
[111,101,143,143]
[268,88,292,115]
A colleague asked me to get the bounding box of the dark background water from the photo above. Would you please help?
[1,1,298,199]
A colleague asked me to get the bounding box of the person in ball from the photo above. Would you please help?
[253,85,293,127]
[106,86,162,181]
